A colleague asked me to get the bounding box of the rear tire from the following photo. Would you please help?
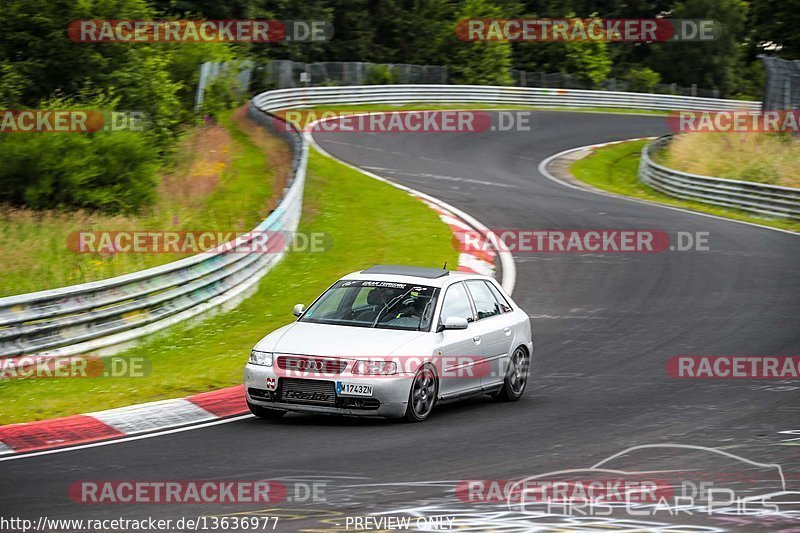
[403,364,438,422]
[247,400,286,419]
[493,346,530,402]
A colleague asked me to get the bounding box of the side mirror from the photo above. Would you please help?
[441,316,469,330]
[293,304,306,317]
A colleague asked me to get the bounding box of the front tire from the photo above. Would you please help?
[403,364,438,422]
[247,400,286,419]
[493,346,530,402]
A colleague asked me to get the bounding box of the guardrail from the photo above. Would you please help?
[252,85,760,113]
[0,105,306,359]
[0,85,762,359]
[639,135,800,220]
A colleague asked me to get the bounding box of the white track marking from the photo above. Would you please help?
[538,141,799,236]
[0,415,253,462]
[0,440,14,455]
[307,115,517,294]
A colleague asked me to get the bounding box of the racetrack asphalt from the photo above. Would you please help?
[1,111,798,532]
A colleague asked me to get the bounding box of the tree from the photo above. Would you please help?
[562,19,613,87]
[250,0,333,63]
[646,0,747,97]
[445,0,514,85]
[372,0,456,65]
[748,0,800,60]
[625,66,661,92]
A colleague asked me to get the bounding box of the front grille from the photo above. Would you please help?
[278,378,336,405]
[276,356,347,374]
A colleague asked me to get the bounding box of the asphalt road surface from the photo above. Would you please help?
[1,111,798,532]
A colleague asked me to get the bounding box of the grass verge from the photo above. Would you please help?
[569,140,800,233]
[656,133,800,189]
[0,107,284,298]
[0,147,459,424]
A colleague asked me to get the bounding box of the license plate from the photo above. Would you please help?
[336,382,373,396]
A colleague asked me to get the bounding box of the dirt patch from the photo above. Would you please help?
[230,106,293,210]
[160,123,232,208]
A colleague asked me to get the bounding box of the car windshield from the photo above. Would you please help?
[299,280,439,331]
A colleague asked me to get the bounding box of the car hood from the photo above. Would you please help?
[254,321,428,358]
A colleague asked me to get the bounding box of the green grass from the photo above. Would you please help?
[0,148,459,424]
[0,109,277,297]
[569,140,800,233]
[655,133,800,189]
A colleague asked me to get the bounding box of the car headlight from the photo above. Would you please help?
[352,360,397,375]
[249,350,273,367]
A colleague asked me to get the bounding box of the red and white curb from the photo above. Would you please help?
[0,386,246,455]
[415,196,495,277]
[0,201,501,457]
[305,123,514,292]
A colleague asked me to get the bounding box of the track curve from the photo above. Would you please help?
[1,111,798,531]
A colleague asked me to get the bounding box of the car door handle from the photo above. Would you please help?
[473,336,481,344]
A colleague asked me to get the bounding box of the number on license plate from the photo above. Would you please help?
[337,382,373,396]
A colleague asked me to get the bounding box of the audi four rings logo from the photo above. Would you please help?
[296,359,324,371]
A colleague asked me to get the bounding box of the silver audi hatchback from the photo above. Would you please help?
[244,265,532,422]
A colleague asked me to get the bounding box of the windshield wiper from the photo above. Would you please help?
[371,288,414,328]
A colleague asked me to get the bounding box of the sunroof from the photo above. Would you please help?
[362,265,450,279]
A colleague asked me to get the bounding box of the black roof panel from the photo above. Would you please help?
[362,265,450,279]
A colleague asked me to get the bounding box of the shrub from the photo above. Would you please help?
[0,129,158,213]
[202,70,246,119]
[625,66,661,93]
[365,64,396,85]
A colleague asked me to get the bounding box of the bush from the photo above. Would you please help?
[0,127,158,213]
[446,0,513,86]
[563,36,612,88]
[202,70,246,119]
[625,66,661,93]
[365,64,396,85]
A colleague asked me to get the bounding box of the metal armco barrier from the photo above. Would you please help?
[0,104,306,359]
[0,85,763,359]
[639,135,800,220]
[252,85,760,113]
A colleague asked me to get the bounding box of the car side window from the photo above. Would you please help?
[439,282,474,323]
[465,280,503,320]
[485,281,513,313]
